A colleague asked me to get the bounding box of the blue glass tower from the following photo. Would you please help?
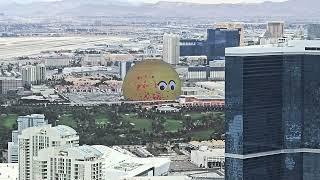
[179,28,240,62]
[180,39,206,56]
[225,42,320,180]
[206,28,240,61]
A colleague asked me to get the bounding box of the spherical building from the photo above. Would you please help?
[122,59,181,101]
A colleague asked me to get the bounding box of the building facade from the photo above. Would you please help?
[180,28,240,62]
[307,24,320,40]
[225,41,320,180]
[187,66,225,81]
[8,114,48,163]
[163,34,180,65]
[33,145,103,180]
[36,64,46,84]
[18,125,79,180]
[21,65,36,85]
[267,21,284,39]
[180,39,206,57]
[120,61,134,80]
[43,55,71,68]
[191,146,224,168]
[82,54,106,66]
[214,22,245,46]
[206,28,240,61]
[20,64,46,85]
[0,77,23,94]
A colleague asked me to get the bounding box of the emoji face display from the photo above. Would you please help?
[122,59,181,101]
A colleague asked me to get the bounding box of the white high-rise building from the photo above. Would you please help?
[18,125,79,180]
[33,145,104,180]
[120,61,134,80]
[8,114,48,163]
[20,64,46,85]
[36,63,46,84]
[21,65,36,85]
[267,21,284,39]
[163,34,180,65]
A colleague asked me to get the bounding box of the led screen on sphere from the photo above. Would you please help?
[123,59,181,101]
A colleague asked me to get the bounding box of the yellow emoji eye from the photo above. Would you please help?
[169,80,176,90]
[158,81,167,91]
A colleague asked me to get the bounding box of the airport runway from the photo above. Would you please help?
[0,36,129,59]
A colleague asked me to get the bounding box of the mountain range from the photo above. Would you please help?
[0,0,319,19]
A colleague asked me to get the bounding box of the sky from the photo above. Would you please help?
[5,0,287,4]
[130,0,286,4]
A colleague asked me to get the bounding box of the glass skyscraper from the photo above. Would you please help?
[206,28,240,60]
[180,39,206,56]
[225,41,320,180]
[180,28,240,61]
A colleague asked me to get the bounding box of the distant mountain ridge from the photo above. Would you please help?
[0,0,319,19]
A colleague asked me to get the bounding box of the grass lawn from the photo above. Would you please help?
[188,113,205,121]
[122,114,152,131]
[57,114,77,129]
[95,113,110,125]
[190,129,214,141]
[0,114,18,129]
[164,119,183,132]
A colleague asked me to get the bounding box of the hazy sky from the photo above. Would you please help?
[7,0,287,4]
[130,0,286,3]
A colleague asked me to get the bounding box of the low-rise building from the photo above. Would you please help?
[31,85,55,97]
[187,66,224,81]
[179,96,224,107]
[43,55,71,68]
[191,146,224,169]
[156,105,180,113]
[105,54,134,62]
[93,145,171,179]
[189,140,225,149]
[82,54,106,66]
[0,77,23,95]
[55,80,122,94]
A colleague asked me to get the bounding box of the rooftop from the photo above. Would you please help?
[123,177,191,180]
[18,114,45,119]
[54,125,77,137]
[0,163,18,180]
[61,145,103,159]
[92,145,170,178]
[113,162,144,172]
[189,140,225,148]
[0,77,22,80]
[226,40,320,56]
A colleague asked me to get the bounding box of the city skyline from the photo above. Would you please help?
[1,0,320,178]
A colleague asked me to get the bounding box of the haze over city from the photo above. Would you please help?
[0,0,320,180]
[1,0,288,4]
